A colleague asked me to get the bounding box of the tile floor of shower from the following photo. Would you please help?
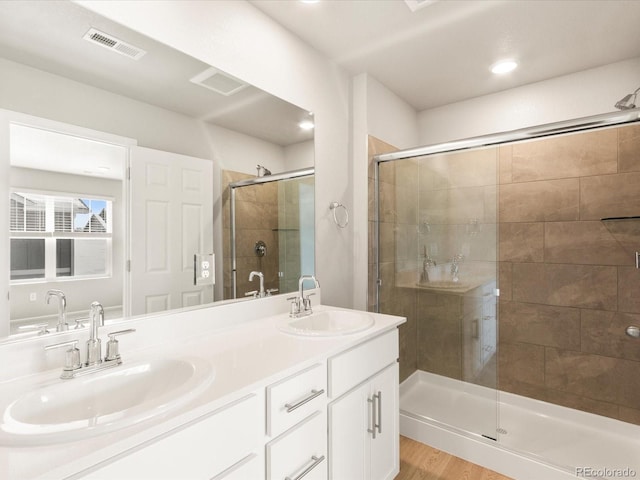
[400,370,640,480]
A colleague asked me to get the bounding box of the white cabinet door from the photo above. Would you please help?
[130,146,213,316]
[329,362,399,480]
[369,363,399,480]
[328,381,369,480]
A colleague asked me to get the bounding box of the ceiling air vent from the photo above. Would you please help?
[82,28,146,60]
[190,67,248,96]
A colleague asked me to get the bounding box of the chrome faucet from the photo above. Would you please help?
[451,254,464,282]
[289,275,320,317]
[420,246,437,283]
[45,289,69,332]
[45,301,136,379]
[86,301,104,366]
[248,271,266,298]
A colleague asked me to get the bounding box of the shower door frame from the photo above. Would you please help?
[372,108,640,312]
[229,166,314,299]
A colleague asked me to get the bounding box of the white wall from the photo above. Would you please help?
[206,123,287,175]
[366,75,419,150]
[78,0,353,308]
[284,140,314,171]
[351,73,419,309]
[418,57,640,145]
[0,58,212,160]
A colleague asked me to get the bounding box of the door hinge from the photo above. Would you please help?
[127,166,131,180]
[127,260,131,272]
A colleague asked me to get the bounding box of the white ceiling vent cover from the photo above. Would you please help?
[82,28,146,60]
[190,67,248,96]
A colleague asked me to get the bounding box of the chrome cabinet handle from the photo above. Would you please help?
[285,389,324,413]
[368,391,382,438]
[285,455,325,480]
[375,391,382,434]
[367,395,377,439]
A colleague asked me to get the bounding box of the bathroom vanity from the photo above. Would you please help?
[0,293,404,480]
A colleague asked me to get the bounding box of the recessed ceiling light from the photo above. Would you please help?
[299,121,315,130]
[491,60,518,75]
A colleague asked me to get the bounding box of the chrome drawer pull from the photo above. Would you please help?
[367,396,377,439]
[285,389,325,413]
[285,455,325,480]
[375,391,382,434]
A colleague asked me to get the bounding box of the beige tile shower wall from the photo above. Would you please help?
[417,148,498,264]
[498,123,640,426]
[222,170,280,300]
[368,136,418,383]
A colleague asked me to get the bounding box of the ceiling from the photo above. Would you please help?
[250,0,640,111]
[10,124,127,180]
[0,0,313,147]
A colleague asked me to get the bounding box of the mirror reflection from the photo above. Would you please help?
[0,0,314,340]
[224,168,315,300]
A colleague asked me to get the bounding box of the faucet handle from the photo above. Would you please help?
[266,288,279,296]
[105,329,136,362]
[287,296,301,316]
[303,292,316,312]
[244,290,258,298]
[74,318,87,330]
[45,340,82,373]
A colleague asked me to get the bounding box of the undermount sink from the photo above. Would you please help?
[278,309,375,336]
[0,356,214,446]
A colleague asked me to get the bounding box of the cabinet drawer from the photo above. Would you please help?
[328,329,398,399]
[267,412,327,480]
[82,394,261,480]
[267,363,326,437]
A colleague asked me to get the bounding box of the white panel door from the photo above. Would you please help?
[130,146,213,315]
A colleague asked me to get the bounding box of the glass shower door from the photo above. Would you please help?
[377,145,498,440]
[277,175,315,293]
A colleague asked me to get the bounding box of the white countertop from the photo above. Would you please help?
[0,304,404,479]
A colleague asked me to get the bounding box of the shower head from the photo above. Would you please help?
[256,164,272,177]
[615,87,640,110]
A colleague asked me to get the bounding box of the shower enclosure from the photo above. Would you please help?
[225,167,314,300]
[371,110,640,478]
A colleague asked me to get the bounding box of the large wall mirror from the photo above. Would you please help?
[0,0,315,341]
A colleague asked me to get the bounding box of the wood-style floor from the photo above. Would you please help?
[395,436,514,480]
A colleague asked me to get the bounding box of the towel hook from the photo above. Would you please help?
[329,202,349,228]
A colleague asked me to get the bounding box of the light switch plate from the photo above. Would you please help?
[194,253,215,285]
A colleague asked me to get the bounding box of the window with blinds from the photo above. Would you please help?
[10,192,112,281]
